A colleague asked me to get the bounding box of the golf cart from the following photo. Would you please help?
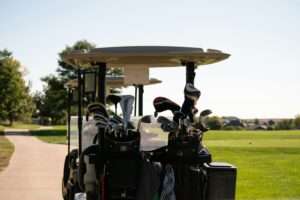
[62,46,237,200]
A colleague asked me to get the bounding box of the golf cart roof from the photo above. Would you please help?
[65,76,162,89]
[63,46,230,68]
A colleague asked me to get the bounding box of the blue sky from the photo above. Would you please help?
[1,0,300,118]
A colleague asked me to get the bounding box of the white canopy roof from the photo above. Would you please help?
[65,76,162,89]
[62,46,230,69]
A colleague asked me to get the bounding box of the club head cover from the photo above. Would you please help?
[184,83,201,101]
[120,95,135,129]
[153,97,181,117]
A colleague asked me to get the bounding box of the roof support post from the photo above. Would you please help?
[138,85,144,116]
[186,62,196,84]
[97,63,107,104]
[77,69,83,154]
[134,85,137,116]
[67,88,72,161]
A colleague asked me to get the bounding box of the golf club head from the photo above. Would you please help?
[120,95,135,129]
[93,113,109,122]
[173,111,185,123]
[181,84,201,122]
[197,121,209,133]
[157,116,172,124]
[139,115,153,124]
[95,120,108,129]
[158,116,177,132]
[109,117,121,125]
[161,122,177,132]
[106,95,121,106]
[87,103,109,118]
[111,114,123,124]
[153,97,181,117]
[137,115,153,132]
[200,109,212,117]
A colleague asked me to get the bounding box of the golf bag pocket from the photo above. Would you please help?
[204,162,237,200]
[106,153,142,200]
[136,160,162,200]
[173,165,206,200]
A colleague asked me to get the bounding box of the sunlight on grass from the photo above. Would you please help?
[0,130,14,172]
[204,130,300,200]
[0,122,40,130]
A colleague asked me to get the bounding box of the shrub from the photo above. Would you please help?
[206,116,223,130]
[275,119,294,130]
[294,115,300,129]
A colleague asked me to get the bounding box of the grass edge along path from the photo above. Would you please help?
[31,125,67,144]
[0,130,15,172]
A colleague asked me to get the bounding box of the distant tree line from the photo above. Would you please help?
[204,115,300,130]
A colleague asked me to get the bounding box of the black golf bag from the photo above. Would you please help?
[102,129,141,200]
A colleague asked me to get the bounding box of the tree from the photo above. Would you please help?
[0,50,34,125]
[40,75,68,124]
[0,49,12,59]
[57,40,123,81]
[57,40,96,81]
[294,115,300,129]
[36,40,124,124]
[35,40,96,124]
[206,116,223,130]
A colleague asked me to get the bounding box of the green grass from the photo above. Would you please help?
[0,122,40,130]
[31,125,67,144]
[0,129,14,172]
[204,130,300,200]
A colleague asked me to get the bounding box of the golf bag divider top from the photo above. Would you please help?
[204,162,237,200]
[167,132,212,164]
[103,129,140,153]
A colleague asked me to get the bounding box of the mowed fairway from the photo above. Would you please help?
[204,130,300,200]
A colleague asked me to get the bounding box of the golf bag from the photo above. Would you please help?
[102,125,141,200]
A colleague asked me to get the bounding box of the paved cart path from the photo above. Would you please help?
[0,129,66,200]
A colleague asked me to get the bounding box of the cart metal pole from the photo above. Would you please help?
[97,63,107,104]
[97,63,107,150]
[67,88,72,160]
[134,85,137,116]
